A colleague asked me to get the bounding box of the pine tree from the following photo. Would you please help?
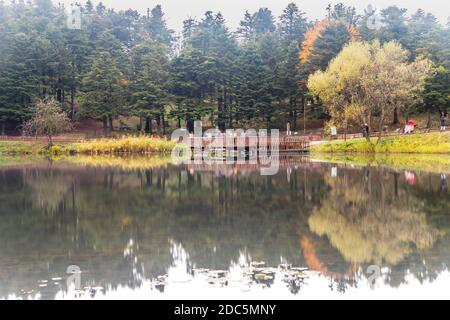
[85,0,94,13]
[421,67,450,126]
[237,11,255,42]
[253,8,276,36]
[169,48,210,132]
[147,5,175,48]
[0,33,41,126]
[131,43,171,134]
[78,52,127,132]
[380,6,409,47]
[279,3,308,44]
[308,22,351,72]
[235,45,275,128]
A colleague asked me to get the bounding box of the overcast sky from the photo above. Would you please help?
[51,0,448,32]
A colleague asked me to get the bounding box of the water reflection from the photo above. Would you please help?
[0,157,449,299]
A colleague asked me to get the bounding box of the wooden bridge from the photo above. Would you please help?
[188,135,321,154]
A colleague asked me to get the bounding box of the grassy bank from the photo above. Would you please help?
[310,132,450,154]
[311,153,450,174]
[0,136,177,156]
[67,136,177,155]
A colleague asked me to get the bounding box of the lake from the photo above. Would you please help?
[0,156,449,299]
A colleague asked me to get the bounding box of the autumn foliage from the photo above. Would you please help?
[299,18,359,64]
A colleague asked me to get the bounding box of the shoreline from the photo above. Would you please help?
[0,136,177,156]
[310,132,450,154]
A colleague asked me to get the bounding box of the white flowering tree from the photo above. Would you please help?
[23,99,73,147]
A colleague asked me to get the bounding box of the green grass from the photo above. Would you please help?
[310,132,450,154]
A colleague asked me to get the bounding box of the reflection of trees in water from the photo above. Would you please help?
[1,163,449,298]
[382,173,450,287]
[25,169,74,214]
[0,164,326,298]
[300,235,358,293]
[309,168,441,265]
[307,166,450,287]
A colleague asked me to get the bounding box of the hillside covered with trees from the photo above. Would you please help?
[0,0,449,135]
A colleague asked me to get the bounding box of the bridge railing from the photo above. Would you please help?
[188,135,314,150]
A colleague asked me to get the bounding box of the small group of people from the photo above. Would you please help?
[404,119,417,134]
[403,112,448,134]
[362,112,448,136]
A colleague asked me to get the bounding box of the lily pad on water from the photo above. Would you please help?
[279,264,291,270]
[251,261,266,268]
[254,273,273,281]
[290,267,308,272]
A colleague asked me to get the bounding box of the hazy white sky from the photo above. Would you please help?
[52,0,449,32]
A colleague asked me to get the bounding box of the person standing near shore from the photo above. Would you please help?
[440,112,448,132]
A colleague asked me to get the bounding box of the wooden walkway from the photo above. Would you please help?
[189,135,321,153]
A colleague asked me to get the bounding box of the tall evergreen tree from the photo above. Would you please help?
[78,52,127,131]
[253,8,276,36]
[237,11,255,42]
[147,5,175,48]
[131,43,171,134]
[421,67,450,126]
[379,6,409,46]
[308,22,352,72]
[279,3,308,44]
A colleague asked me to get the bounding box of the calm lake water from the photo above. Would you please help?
[0,156,449,299]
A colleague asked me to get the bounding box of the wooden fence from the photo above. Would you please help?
[0,136,83,143]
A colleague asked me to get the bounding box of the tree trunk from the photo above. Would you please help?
[427,111,432,128]
[187,118,194,133]
[70,87,76,121]
[291,97,297,131]
[103,117,108,136]
[145,117,152,134]
[393,107,399,124]
[228,95,233,128]
[156,115,161,134]
[48,134,53,148]
[289,97,294,118]
[364,114,371,143]
[223,89,228,130]
[108,116,114,132]
[162,113,166,135]
[210,89,215,127]
[376,112,385,145]
[217,93,224,131]
[140,116,145,134]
